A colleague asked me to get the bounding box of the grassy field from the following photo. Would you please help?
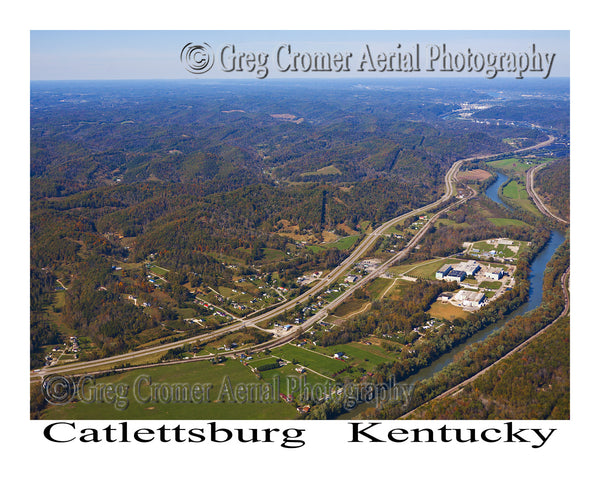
[300,165,342,177]
[308,235,359,253]
[488,217,529,227]
[40,359,300,420]
[471,239,525,257]
[312,342,397,371]
[331,298,369,317]
[502,180,540,215]
[427,302,471,321]
[272,344,348,378]
[149,265,169,276]
[488,157,550,175]
[262,248,286,262]
[488,157,532,174]
[479,280,502,290]
[435,218,469,228]
[366,277,393,300]
[387,279,415,301]
[390,258,461,280]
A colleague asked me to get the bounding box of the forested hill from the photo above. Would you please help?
[535,158,570,221]
[31,80,546,196]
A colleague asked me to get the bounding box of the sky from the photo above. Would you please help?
[30,30,570,81]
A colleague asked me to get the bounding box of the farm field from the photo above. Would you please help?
[456,168,492,181]
[271,344,348,378]
[487,157,551,175]
[312,341,398,371]
[40,359,300,420]
[502,180,540,215]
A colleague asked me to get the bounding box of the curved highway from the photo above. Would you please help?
[526,163,568,224]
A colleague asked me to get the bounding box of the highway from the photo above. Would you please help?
[31,136,555,382]
[526,163,568,224]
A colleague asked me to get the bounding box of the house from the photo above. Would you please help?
[333,352,345,359]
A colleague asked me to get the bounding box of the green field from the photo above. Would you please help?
[308,235,359,253]
[391,258,461,280]
[312,342,398,371]
[149,265,169,276]
[366,277,393,300]
[488,217,529,227]
[488,157,532,173]
[272,344,348,377]
[471,239,525,258]
[487,157,550,174]
[300,164,343,177]
[479,281,502,290]
[258,362,332,394]
[502,180,540,215]
[435,218,469,228]
[331,298,369,317]
[40,359,301,420]
[262,248,286,262]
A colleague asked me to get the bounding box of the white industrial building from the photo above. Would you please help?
[454,260,481,276]
[436,261,481,281]
[445,269,466,282]
[455,290,486,307]
[485,268,505,281]
[435,264,454,279]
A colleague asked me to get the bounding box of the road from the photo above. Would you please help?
[526,163,569,224]
[31,136,556,382]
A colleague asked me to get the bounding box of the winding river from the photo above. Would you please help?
[339,169,565,418]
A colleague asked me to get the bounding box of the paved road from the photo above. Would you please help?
[526,163,569,224]
[31,136,556,382]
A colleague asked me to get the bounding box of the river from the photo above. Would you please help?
[338,169,565,418]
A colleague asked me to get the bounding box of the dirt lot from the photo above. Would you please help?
[457,169,492,181]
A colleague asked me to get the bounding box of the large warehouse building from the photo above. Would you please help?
[455,289,486,308]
